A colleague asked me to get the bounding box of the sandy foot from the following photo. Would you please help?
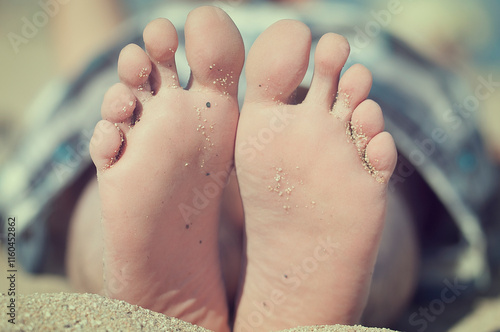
[89,7,244,331]
[234,20,397,331]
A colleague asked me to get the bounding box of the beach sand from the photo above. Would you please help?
[0,292,397,332]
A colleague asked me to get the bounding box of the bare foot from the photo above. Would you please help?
[89,7,244,331]
[234,20,397,331]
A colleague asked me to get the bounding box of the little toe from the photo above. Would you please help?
[117,44,153,101]
[304,33,350,109]
[331,64,372,122]
[89,120,124,171]
[101,83,137,124]
[143,18,180,89]
[184,6,244,97]
[365,131,397,184]
[244,19,311,104]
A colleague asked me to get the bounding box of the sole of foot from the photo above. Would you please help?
[89,7,244,331]
[234,19,397,331]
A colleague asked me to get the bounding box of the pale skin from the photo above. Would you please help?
[68,6,398,331]
[234,19,396,330]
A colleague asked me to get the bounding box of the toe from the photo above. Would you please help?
[331,64,372,122]
[143,18,180,89]
[117,44,153,101]
[184,6,244,97]
[89,120,124,171]
[244,19,311,104]
[304,33,350,109]
[350,99,384,150]
[365,131,397,184]
[101,83,137,123]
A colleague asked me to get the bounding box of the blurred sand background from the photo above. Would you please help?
[0,0,499,331]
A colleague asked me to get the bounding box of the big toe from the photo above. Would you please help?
[244,19,311,104]
[184,6,245,97]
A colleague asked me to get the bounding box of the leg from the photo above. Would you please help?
[80,7,244,331]
[66,178,103,294]
[234,21,397,330]
[361,188,420,326]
